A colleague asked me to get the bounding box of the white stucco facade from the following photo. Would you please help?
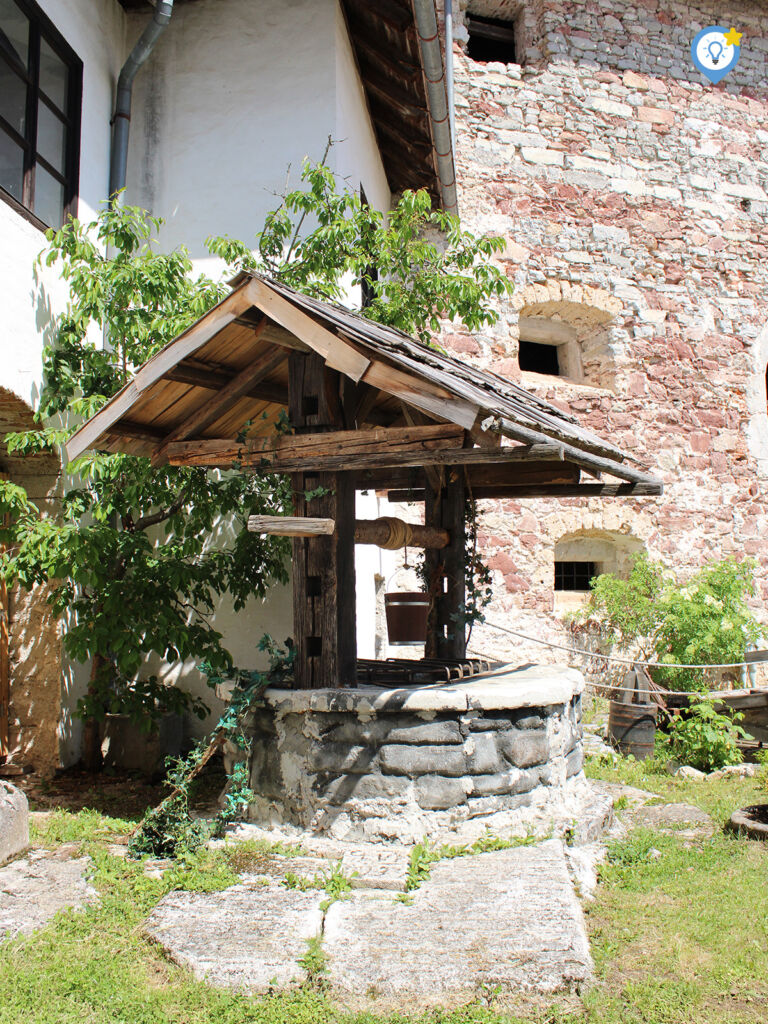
[1,0,397,761]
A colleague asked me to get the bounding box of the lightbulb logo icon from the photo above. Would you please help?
[691,26,742,83]
[707,39,723,65]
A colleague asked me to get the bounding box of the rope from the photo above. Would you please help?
[478,618,759,672]
[377,516,413,550]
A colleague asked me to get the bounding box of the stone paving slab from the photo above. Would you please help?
[225,824,411,890]
[0,851,96,939]
[324,839,592,997]
[0,782,29,866]
[145,882,324,991]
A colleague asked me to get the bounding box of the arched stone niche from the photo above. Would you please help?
[553,528,645,611]
[511,283,623,391]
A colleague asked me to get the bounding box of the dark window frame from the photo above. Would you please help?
[554,561,598,592]
[0,0,82,231]
[466,13,520,66]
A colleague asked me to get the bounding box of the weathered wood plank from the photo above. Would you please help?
[248,516,335,537]
[362,359,478,430]
[164,360,288,406]
[151,333,281,466]
[388,481,663,501]
[249,278,370,381]
[165,423,468,468]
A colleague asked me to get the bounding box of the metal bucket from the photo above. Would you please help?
[384,592,429,646]
[608,700,658,760]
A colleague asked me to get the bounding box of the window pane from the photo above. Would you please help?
[0,0,29,70]
[34,161,64,227]
[0,58,26,134]
[39,38,67,110]
[0,125,23,200]
[37,99,65,171]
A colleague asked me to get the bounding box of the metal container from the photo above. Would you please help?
[608,700,658,760]
[384,592,429,646]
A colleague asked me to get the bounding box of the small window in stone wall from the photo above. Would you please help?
[554,561,598,592]
[466,13,518,64]
[518,317,582,382]
[518,339,560,376]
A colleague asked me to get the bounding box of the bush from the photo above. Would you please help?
[573,555,762,692]
[657,698,749,772]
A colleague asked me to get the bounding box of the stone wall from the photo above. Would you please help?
[1,388,63,776]
[239,666,587,843]
[437,0,768,668]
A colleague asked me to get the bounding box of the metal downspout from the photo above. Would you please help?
[109,0,174,204]
[412,0,458,215]
[445,0,455,151]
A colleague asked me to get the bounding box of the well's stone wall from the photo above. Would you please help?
[237,665,588,843]
[436,0,768,668]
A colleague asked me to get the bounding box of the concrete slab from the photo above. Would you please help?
[324,839,592,997]
[0,851,95,939]
[145,882,324,991]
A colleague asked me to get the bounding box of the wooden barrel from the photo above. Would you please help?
[608,700,658,759]
[385,592,429,646]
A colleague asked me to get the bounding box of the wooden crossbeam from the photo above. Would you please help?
[164,360,288,406]
[166,433,564,472]
[387,482,663,501]
[166,423,468,469]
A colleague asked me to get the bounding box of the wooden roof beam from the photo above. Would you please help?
[165,433,565,472]
[164,360,288,406]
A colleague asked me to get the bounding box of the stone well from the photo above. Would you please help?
[227,664,593,844]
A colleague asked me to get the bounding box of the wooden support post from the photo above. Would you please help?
[424,468,466,660]
[289,352,356,690]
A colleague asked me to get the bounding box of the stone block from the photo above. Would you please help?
[566,747,585,779]
[464,733,503,774]
[500,730,550,769]
[521,147,565,167]
[322,773,411,804]
[414,775,469,810]
[325,717,462,746]
[637,105,674,125]
[512,709,546,730]
[469,767,541,797]
[379,744,466,777]
[309,743,377,774]
[466,715,514,732]
[0,783,29,866]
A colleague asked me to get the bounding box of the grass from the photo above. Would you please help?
[2,757,766,1024]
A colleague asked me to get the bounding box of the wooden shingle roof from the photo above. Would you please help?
[67,273,662,498]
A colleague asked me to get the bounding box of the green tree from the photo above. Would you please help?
[1,158,510,770]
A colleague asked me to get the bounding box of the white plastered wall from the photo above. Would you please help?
[0,0,126,766]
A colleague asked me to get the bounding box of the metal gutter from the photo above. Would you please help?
[411,0,459,215]
[109,0,174,203]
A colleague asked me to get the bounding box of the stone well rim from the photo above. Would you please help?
[259,663,584,715]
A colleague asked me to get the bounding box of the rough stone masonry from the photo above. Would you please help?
[236,665,588,843]
[436,0,768,668]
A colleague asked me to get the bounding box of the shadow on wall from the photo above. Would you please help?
[0,387,63,776]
